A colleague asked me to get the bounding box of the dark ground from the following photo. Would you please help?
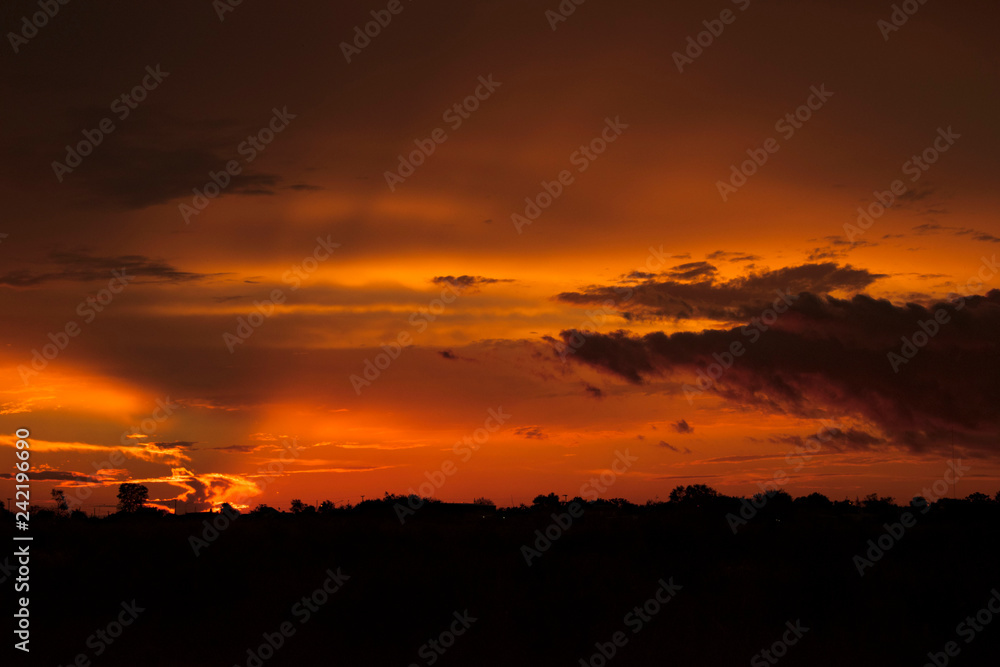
[4,497,1000,666]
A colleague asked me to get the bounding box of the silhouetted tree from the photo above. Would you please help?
[862,493,895,512]
[532,493,560,508]
[965,492,990,504]
[669,484,720,506]
[290,499,305,514]
[51,488,69,515]
[753,489,792,507]
[831,497,859,513]
[795,492,832,510]
[473,497,495,506]
[319,500,336,513]
[116,483,148,513]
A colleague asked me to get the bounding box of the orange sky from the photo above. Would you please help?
[2,0,999,512]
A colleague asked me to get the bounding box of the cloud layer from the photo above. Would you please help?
[557,290,1000,454]
[556,262,885,322]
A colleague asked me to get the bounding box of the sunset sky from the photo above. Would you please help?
[2,0,999,512]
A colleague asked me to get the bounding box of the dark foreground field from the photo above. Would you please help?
[4,498,1000,667]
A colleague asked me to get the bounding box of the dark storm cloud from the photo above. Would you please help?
[666,262,717,281]
[706,251,762,263]
[898,188,933,203]
[213,445,258,453]
[0,251,211,287]
[770,429,885,451]
[2,101,286,209]
[556,263,884,322]
[62,129,282,208]
[874,185,946,218]
[514,426,548,440]
[431,275,513,292]
[913,224,1000,244]
[150,441,197,450]
[807,238,875,261]
[554,290,1000,454]
[0,470,99,483]
[671,419,694,434]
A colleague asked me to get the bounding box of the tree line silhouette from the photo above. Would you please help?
[10,483,1000,665]
[7,483,1000,520]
